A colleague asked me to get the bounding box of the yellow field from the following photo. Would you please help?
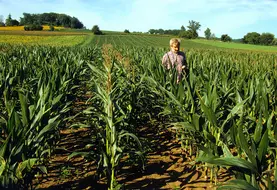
[0,25,65,31]
[0,35,87,46]
[42,25,65,30]
[0,30,88,36]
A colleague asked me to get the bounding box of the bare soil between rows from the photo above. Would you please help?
[32,94,232,190]
[33,127,232,189]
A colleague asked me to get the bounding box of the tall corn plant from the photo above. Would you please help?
[197,74,277,189]
[70,45,143,190]
[0,44,87,188]
[0,90,61,188]
[190,51,277,188]
[0,75,69,188]
[141,48,277,188]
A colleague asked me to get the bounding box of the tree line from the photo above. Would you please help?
[147,20,277,46]
[148,28,181,36]
[148,20,230,42]
[242,32,276,46]
[148,20,203,39]
[1,14,276,46]
[0,13,84,29]
[148,20,217,40]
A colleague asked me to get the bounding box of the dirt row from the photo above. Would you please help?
[32,89,232,190]
[33,127,231,189]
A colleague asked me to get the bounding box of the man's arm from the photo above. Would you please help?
[177,52,188,83]
[181,52,188,72]
[162,54,169,69]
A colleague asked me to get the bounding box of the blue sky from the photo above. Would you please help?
[0,0,277,38]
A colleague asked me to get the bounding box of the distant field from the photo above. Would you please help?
[1,28,277,52]
[0,26,94,46]
[92,35,277,52]
[0,26,90,36]
[0,30,89,36]
[193,39,277,52]
[92,35,218,50]
[0,35,88,46]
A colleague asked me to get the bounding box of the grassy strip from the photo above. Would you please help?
[77,34,95,47]
[92,35,221,49]
[192,39,277,52]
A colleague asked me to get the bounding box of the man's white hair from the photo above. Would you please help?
[170,38,181,46]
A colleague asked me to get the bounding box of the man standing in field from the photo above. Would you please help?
[162,38,187,83]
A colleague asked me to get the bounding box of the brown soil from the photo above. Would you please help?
[33,92,232,190]
[33,125,232,190]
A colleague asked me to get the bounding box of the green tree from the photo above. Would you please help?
[204,28,211,39]
[45,12,58,25]
[19,12,83,28]
[92,25,102,35]
[149,28,180,35]
[242,32,260,44]
[271,38,277,46]
[187,20,201,38]
[181,25,185,30]
[5,14,19,26]
[259,32,274,45]
[211,33,216,40]
[148,29,155,34]
[124,29,130,33]
[71,17,83,29]
[5,14,12,26]
[57,14,71,27]
[11,19,19,26]
[158,28,164,34]
[179,30,194,39]
[0,15,5,26]
[20,13,34,25]
[221,34,232,42]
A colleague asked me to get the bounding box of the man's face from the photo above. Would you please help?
[171,43,180,53]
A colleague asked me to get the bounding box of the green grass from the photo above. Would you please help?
[192,39,277,52]
[92,35,219,50]
[2,29,277,52]
[77,34,95,47]
[93,34,277,52]
[57,28,92,33]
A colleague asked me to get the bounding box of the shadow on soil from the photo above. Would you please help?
[34,90,231,190]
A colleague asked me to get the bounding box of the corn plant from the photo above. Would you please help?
[0,44,88,188]
[140,47,277,189]
[70,45,144,190]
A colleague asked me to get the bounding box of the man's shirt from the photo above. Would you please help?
[162,51,187,81]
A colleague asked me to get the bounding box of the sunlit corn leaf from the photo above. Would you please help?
[217,179,259,190]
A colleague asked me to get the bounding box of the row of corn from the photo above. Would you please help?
[0,44,89,188]
[141,48,277,189]
[1,42,277,189]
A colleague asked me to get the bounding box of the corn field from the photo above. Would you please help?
[1,42,277,189]
[92,35,219,49]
